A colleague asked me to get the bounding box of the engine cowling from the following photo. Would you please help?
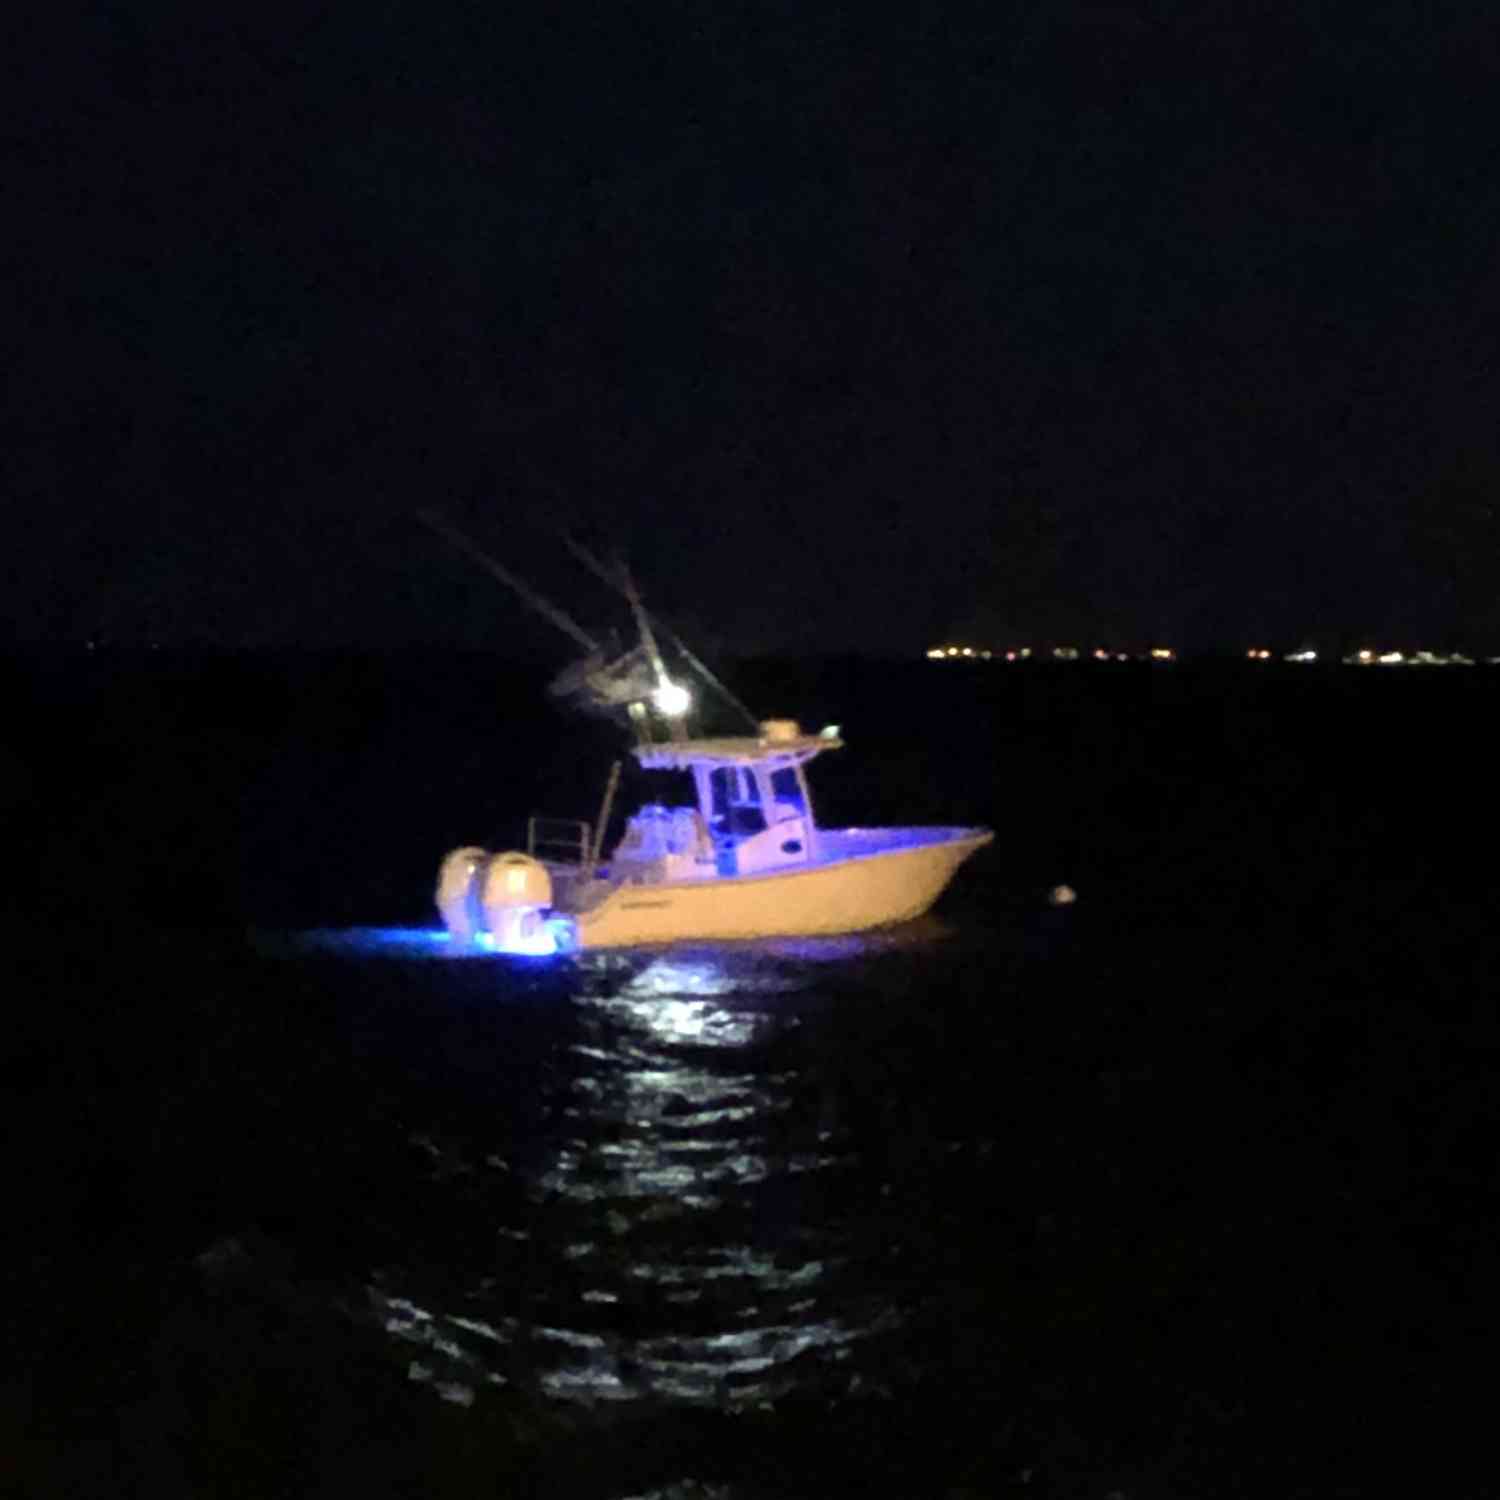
[436,846,490,942]
[479,849,551,925]
[480,852,555,953]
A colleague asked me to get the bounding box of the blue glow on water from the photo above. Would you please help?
[474,921,564,958]
[261,926,567,960]
[321,927,459,956]
[257,916,945,964]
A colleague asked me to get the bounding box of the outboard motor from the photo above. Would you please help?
[477,851,553,953]
[436,848,556,953]
[436,846,491,943]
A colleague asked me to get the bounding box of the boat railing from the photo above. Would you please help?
[527,816,592,870]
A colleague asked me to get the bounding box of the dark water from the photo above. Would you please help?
[283,926,979,1409]
[6,652,1498,1496]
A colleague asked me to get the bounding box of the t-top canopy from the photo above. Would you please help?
[634,724,842,772]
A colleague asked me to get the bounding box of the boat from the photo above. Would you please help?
[436,719,992,952]
[422,512,993,952]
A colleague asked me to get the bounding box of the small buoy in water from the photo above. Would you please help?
[1049,884,1077,907]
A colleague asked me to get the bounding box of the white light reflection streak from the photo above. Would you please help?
[367,947,897,1411]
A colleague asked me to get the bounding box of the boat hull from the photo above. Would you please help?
[569,827,992,949]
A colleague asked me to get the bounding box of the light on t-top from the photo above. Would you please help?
[653,680,692,716]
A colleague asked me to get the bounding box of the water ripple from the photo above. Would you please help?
[270,926,967,1411]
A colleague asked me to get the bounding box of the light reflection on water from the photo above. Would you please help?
[293,927,961,1411]
[261,916,953,966]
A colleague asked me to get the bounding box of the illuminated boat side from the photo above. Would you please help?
[567,825,992,948]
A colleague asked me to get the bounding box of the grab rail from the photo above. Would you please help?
[526,816,592,869]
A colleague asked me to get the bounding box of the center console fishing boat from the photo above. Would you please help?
[437,718,992,953]
[423,513,992,953]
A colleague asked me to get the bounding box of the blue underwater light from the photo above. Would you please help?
[466,914,578,958]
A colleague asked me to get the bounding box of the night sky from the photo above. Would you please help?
[8,5,1499,654]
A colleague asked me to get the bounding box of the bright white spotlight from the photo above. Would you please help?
[653,679,691,716]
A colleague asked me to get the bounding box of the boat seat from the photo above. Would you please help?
[669,807,713,861]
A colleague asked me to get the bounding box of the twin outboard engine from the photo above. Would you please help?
[436,848,555,952]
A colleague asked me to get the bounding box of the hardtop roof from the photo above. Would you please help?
[633,731,841,771]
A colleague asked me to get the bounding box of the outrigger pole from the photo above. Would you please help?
[420,506,759,736]
[556,529,762,733]
[418,509,680,742]
[417,508,598,652]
